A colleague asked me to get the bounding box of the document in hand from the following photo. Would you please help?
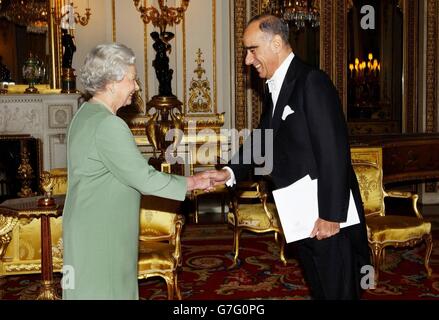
[272,175,360,243]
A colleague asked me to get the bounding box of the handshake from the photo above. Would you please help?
[186,169,231,192]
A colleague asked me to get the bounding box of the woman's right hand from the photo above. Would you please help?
[186,171,214,192]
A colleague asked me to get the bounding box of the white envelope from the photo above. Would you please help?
[273,175,360,243]
[281,105,295,120]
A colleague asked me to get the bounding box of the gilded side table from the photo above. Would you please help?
[0,195,64,300]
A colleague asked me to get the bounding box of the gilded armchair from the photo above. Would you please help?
[189,143,228,223]
[0,168,66,276]
[191,184,227,223]
[137,196,185,300]
[351,148,433,284]
[227,180,286,269]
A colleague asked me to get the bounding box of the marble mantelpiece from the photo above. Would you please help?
[0,93,81,170]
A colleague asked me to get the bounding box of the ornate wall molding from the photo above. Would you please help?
[333,0,346,113]
[112,0,116,42]
[249,0,263,129]
[233,0,247,132]
[426,0,438,134]
[212,0,218,114]
[320,0,333,78]
[425,0,438,193]
[403,0,419,133]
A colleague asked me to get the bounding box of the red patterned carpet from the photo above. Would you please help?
[140,224,439,300]
[1,224,439,300]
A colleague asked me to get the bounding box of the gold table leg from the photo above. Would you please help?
[37,280,60,300]
[37,215,60,300]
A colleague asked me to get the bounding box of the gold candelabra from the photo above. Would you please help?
[52,1,92,27]
[133,0,189,171]
[17,146,36,198]
[348,53,381,112]
[349,53,380,79]
[133,0,189,32]
[73,7,91,26]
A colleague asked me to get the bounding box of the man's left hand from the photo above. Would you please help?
[310,218,340,240]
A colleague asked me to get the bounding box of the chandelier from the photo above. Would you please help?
[264,0,320,31]
[0,0,49,33]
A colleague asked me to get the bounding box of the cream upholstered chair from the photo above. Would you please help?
[227,180,286,269]
[351,147,433,284]
[0,168,66,276]
[137,196,185,300]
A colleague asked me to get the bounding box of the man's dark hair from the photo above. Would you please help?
[248,14,290,45]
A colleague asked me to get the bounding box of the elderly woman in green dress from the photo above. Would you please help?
[62,43,212,300]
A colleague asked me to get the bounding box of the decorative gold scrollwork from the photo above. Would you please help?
[356,169,378,202]
[188,49,212,113]
[0,215,19,259]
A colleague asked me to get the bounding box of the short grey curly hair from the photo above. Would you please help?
[79,43,136,95]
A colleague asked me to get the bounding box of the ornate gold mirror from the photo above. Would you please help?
[0,0,62,89]
[0,0,50,85]
[347,0,403,133]
[339,0,420,135]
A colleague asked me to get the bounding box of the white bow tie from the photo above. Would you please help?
[266,79,276,93]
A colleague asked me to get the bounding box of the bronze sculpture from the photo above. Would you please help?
[151,31,174,96]
[61,28,76,69]
[0,56,11,82]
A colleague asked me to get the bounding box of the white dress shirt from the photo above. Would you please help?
[224,52,295,186]
[266,52,295,115]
